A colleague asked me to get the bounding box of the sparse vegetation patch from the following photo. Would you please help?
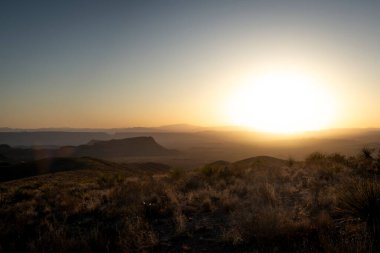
[0,150,379,252]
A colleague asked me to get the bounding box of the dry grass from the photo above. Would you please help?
[0,150,380,252]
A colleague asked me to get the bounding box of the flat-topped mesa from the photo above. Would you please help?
[61,136,178,158]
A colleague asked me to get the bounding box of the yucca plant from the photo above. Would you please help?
[337,179,380,250]
[360,147,375,160]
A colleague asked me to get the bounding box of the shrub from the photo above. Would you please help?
[199,166,215,177]
[327,152,347,165]
[287,156,295,167]
[218,166,234,179]
[169,167,185,180]
[360,147,375,160]
[198,165,236,180]
[337,179,380,250]
[306,152,326,165]
[179,174,203,192]
[97,173,125,188]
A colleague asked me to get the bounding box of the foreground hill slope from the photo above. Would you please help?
[1,151,379,252]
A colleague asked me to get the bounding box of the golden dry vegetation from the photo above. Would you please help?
[0,150,379,252]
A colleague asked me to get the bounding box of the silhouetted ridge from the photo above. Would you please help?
[61,136,178,158]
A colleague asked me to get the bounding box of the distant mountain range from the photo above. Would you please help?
[2,126,380,162]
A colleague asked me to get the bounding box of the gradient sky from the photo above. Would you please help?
[1,0,380,129]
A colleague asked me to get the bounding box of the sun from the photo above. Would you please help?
[227,71,336,133]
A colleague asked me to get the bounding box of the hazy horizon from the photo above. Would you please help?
[3,123,380,132]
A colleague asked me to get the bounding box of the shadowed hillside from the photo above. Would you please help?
[0,137,178,162]
[0,156,171,182]
[0,157,117,182]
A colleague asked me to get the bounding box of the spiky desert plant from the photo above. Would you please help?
[337,179,380,250]
[360,147,375,160]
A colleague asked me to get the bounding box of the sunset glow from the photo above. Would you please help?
[227,72,336,133]
[1,1,380,130]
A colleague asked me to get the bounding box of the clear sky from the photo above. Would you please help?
[1,0,380,130]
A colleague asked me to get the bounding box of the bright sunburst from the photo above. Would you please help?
[227,71,336,133]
